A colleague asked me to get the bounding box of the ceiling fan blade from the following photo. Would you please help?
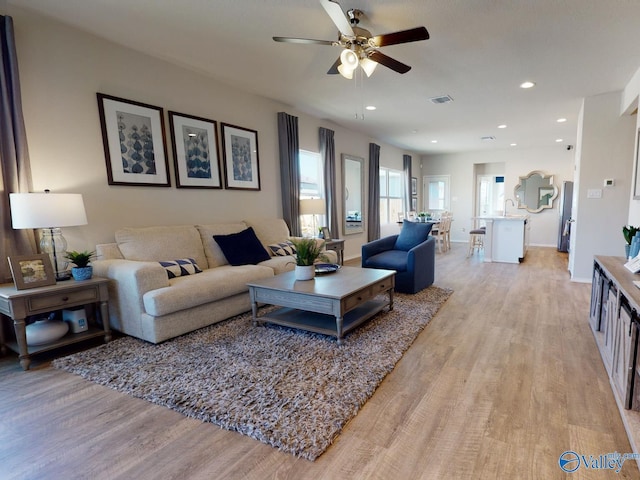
[368,51,411,74]
[273,37,335,46]
[320,0,354,37]
[371,27,429,47]
[327,57,341,74]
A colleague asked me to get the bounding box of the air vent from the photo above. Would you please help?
[428,95,454,104]
[481,136,496,141]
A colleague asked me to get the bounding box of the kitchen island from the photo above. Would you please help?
[474,214,530,263]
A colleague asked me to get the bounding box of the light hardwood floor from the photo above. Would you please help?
[1,245,639,479]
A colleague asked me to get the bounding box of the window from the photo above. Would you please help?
[299,150,324,236]
[379,167,403,224]
[423,175,450,212]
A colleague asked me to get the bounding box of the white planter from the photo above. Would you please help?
[26,319,69,346]
[295,265,315,281]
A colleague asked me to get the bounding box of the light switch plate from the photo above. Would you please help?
[587,189,602,199]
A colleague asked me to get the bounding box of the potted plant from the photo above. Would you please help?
[623,225,639,258]
[288,237,328,280]
[65,250,96,281]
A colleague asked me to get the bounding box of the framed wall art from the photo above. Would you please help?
[411,177,417,196]
[221,123,261,191]
[97,93,170,187]
[168,111,222,189]
[8,254,56,290]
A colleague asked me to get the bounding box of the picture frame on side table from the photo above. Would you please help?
[168,111,222,189]
[221,123,261,190]
[321,227,332,240]
[8,254,57,290]
[97,93,170,187]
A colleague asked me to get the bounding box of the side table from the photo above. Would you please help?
[324,238,345,266]
[0,276,111,370]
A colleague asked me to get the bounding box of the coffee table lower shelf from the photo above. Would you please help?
[255,298,390,343]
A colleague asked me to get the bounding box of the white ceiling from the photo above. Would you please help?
[10,0,640,154]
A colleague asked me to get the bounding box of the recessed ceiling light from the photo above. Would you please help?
[520,81,536,89]
[510,143,517,147]
[556,138,563,142]
[557,117,567,123]
[365,105,376,111]
[497,124,507,129]
[431,140,438,143]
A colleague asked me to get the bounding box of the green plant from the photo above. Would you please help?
[418,212,427,218]
[623,225,639,245]
[65,250,95,268]
[288,237,328,266]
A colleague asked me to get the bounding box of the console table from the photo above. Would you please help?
[590,256,640,465]
[0,277,111,370]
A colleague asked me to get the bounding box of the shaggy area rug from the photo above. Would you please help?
[53,286,452,461]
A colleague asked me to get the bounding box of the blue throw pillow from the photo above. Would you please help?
[213,227,271,266]
[394,220,433,251]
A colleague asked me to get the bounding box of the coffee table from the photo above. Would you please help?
[247,266,395,344]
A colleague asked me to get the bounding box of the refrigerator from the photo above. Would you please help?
[557,181,573,252]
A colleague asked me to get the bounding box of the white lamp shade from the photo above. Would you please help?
[10,193,88,229]
[360,57,378,77]
[300,198,326,215]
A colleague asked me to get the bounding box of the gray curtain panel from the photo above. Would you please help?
[0,15,36,283]
[277,112,301,236]
[403,154,412,213]
[320,127,339,238]
[367,143,380,242]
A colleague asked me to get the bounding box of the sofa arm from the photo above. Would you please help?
[92,259,169,337]
[361,235,399,264]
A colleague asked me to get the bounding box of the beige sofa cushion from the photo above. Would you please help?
[143,264,273,316]
[243,218,291,254]
[196,223,248,268]
[115,225,208,270]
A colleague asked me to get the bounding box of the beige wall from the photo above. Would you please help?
[10,7,418,262]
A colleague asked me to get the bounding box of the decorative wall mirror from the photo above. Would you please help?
[514,170,558,213]
[342,154,364,235]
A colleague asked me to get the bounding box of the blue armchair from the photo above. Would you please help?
[361,221,436,294]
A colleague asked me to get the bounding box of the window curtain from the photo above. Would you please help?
[0,15,36,283]
[319,127,339,238]
[403,154,412,213]
[367,143,380,242]
[277,112,301,236]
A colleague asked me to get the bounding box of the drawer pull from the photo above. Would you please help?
[62,296,69,302]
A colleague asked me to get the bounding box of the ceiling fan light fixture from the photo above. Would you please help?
[360,57,378,77]
[337,63,354,79]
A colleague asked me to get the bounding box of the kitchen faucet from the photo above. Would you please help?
[503,198,515,216]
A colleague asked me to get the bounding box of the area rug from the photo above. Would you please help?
[53,286,452,461]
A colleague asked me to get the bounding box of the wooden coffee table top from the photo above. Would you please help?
[247,266,394,299]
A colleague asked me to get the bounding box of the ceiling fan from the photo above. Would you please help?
[273,0,429,79]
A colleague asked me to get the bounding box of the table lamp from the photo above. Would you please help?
[300,198,326,237]
[9,190,88,281]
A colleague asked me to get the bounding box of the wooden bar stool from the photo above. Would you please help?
[467,226,486,257]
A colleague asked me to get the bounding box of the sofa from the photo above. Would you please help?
[92,218,336,343]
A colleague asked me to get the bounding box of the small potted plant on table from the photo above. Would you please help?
[288,238,327,280]
[623,225,639,258]
[65,250,96,281]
